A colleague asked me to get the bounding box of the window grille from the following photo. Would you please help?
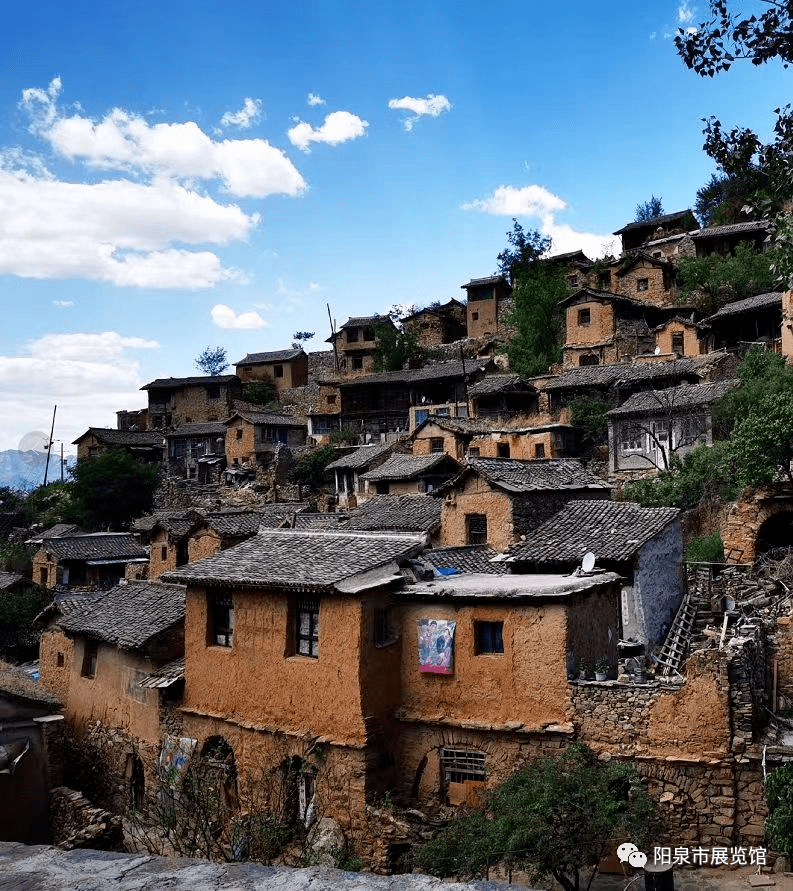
[430,437,444,453]
[211,591,234,647]
[466,514,488,545]
[475,621,504,654]
[441,748,486,784]
[374,607,390,646]
[296,598,320,658]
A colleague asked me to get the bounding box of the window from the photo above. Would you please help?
[620,424,644,453]
[39,567,48,585]
[236,428,243,440]
[206,385,220,399]
[363,327,375,341]
[81,640,98,678]
[598,271,611,289]
[430,437,444,454]
[374,607,390,646]
[415,409,429,425]
[346,327,359,343]
[326,394,337,405]
[296,598,320,658]
[534,443,545,458]
[209,591,234,647]
[88,447,99,458]
[577,308,591,326]
[57,652,64,667]
[471,312,479,321]
[637,278,649,292]
[475,621,504,654]
[435,407,450,417]
[351,356,364,371]
[568,274,579,287]
[375,481,390,495]
[161,546,168,562]
[671,332,685,355]
[579,354,599,366]
[468,447,480,458]
[441,748,486,784]
[497,442,510,458]
[466,513,488,545]
[274,364,284,378]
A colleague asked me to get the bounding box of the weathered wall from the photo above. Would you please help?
[439,480,513,550]
[468,429,565,460]
[722,485,793,563]
[783,290,793,364]
[183,587,367,745]
[237,355,308,391]
[39,628,76,705]
[225,416,255,464]
[32,549,56,588]
[615,259,677,306]
[187,529,223,564]
[466,296,499,339]
[655,321,702,357]
[412,425,466,462]
[630,519,685,646]
[148,528,178,580]
[564,299,615,349]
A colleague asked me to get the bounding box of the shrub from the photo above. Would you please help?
[685,532,724,565]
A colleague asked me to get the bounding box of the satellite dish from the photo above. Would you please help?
[654,345,661,355]
[581,552,596,573]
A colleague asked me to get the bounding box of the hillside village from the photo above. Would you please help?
[4,206,793,881]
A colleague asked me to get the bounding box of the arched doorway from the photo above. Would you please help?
[755,512,793,554]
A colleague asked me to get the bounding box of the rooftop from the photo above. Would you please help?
[234,348,304,365]
[165,423,227,438]
[72,428,164,447]
[57,580,185,650]
[421,545,508,575]
[0,570,24,591]
[325,444,393,471]
[613,209,696,235]
[346,495,441,533]
[38,533,147,562]
[467,374,532,397]
[399,570,622,602]
[692,220,771,239]
[506,500,680,563]
[705,291,783,321]
[226,410,306,427]
[542,355,714,392]
[452,458,611,493]
[141,375,238,390]
[360,452,458,481]
[335,359,491,388]
[162,529,426,591]
[607,379,739,417]
[460,275,510,288]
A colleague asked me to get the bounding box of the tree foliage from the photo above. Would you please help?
[416,743,660,891]
[503,261,568,377]
[635,195,664,221]
[766,764,793,861]
[0,584,48,663]
[243,380,277,406]
[726,391,793,485]
[287,445,337,490]
[291,331,314,350]
[676,242,780,313]
[496,219,551,284]
[194,346,229,376]
[69,449,161,530]
[569,397,615,448]
[371,321,423,372]
[20,481,77,529]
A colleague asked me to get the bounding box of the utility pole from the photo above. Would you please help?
[43,405,56,486]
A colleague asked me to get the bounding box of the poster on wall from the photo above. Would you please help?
[418,618,456,674]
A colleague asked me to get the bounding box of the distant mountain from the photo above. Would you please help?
[0,450,76,491]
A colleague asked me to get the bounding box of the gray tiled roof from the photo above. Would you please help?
[422,546,508,575]
[133,510,202,534]
[0,663,61,707]
[162,529,426,590]
[58,581,185,649]
[141,375,238,390]
[325,444,392,471]
[507,500,680,563]
[0,571,24,591]
[205,507,307,536]
[460,458,611,493]
[39,534,147,562]
[692,220,771,239]
[226,410,306,427]
[138,657,185,688]
[558,287,662,310]
[468,374,531,397]
[73,428,164,447]
[542,357,708,392]
[614,209,695,235]
[705,291,782,321]
[346,496,441,533]
[460,275,509,288]
[291,512,351,530]
[165,423,227,438]
[607,379,739,417]
[336,360,487,388]
[360,453,457,481]
[235,349,304,365]
[341,315,392,328]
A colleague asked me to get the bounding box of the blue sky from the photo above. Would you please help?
[0,0,787,455]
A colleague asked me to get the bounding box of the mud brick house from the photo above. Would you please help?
[360,453,460,497]
[141,375,242,430]
[545,248,594,290]
[225,409,307,467]
[326,315,398,375]
[410,416,578,463]
[460,275,512,338]
[0,663,63,844]
[391,570,623,806]
[401,299,467,347]
[164,423,226,480]
[326,444,393,508]
[146,511,204,580]
[160,529,428,844]
[38,581,185,813]
[116,408,149,431]
[436,457,611,551]
[606,379,738,474]
[336,360,492,437]
[345,494,442,542]
[505,500,683,647]
[0,570,29,595]
[33,533,148,590]
[559,288,695,370]
[652,315,703,357]
[466,374,538,419]
[613,209,698,255]
[72,428,164,464]
[611,251,679,305]
[233,348,308,393]
[691,219,772,257]
[700,291,783,354]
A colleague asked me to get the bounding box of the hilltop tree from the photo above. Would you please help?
[194,346,229,376]
[496,219,551,284]
[635,195,664,221]
[372,320,423,372]
[291,331,314,350]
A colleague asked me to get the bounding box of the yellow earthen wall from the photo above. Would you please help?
[467,297,499,338]
[615,260,676,307]
[439,479,513,550]
[39,628,75,704]
[412,424,466,461]
[468,430,556,460]
[148,528,178,581]
[187,529,223,564]
[782,290,793,364]
[32,550,57,588]
[170,384,236,426]
[655,322,701,357]
[565,301,615,347]
[225,417,256,464]
[237,356,307,392]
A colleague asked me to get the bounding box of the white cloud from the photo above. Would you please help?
[0,330,156,452]
[0,168,252,287]
[287,111,368,152]
[677,2,695,24]
[463,184,617,259]
[22,78,305,199]
[219,98,263,129]
[211,304,269,329]
[307,93,326,106]
[388,94,451,131]
[462,184,566,218]
[52,299,73,307]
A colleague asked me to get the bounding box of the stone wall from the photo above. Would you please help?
[49,786,124,850]
[722,484,793,563]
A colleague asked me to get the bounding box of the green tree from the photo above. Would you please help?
[287,445,337,491]
[503,261,568,377]
[569,397,615,449]
[194,346,229,376]
[20,481,77,529]
[766,764,793,861]
[635,195,664,221]
[371,321,423,372]
[0,584,48,663]
[416,743,659,891]
[291,331,315,350]
[70,449,161,530]
[713,345,793,434]
[496,219,551,284]
[725,390,793,485]
[243,380,277,406]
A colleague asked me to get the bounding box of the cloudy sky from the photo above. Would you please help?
[0,0,787,454]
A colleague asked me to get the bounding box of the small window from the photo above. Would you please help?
[579,354,599,366]
[468,447,480,458]
[598,271,611,289]
[475,621,504,654]
[621,424,644,453]
[577,308,591,326]
[374,607,390,646]
[363,327,375,341]
[637,278,649,292]
[296,598,320,658]
[39,567,48,585]
[206,385,220,399]
[81,640,98,678]
[346,327,359,343]
[236,428,243,440]
[671,332,685,355]
[568,274,579,287]
[161,545,168,562]
[471,312,479,321]
[466,513,488,545]
[497,442,510,458]
[375,481,390,495]
[57,652,65,667]
[441,748,486,784]
[274,364,284,378]
[534,443,545,458]
[209,591,234,647]
[88,446,99,458]
[351,356,364,371]
[430,437,444,453]
[326,394,337,405]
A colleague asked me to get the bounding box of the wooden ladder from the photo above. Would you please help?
[655,567,710,678]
